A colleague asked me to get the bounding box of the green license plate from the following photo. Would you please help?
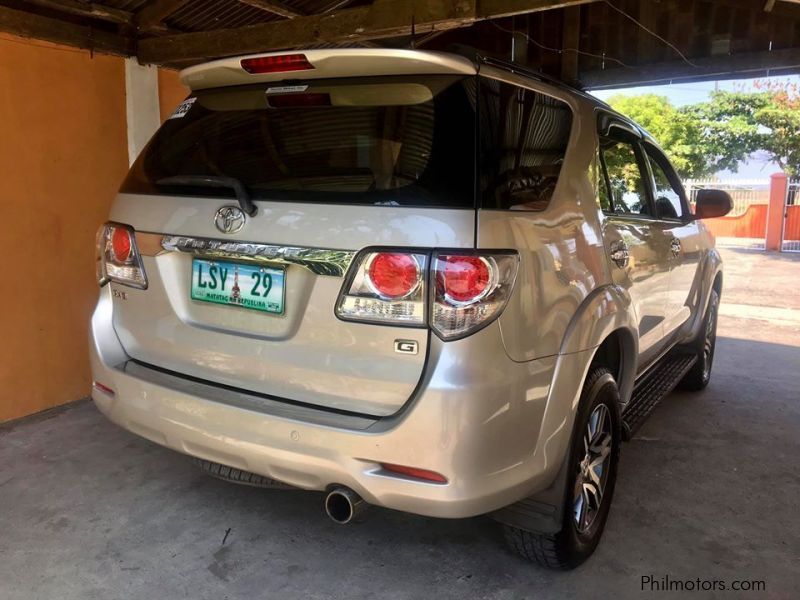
[191,258,285,314]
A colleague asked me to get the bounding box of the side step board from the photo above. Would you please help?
[622,352,697,440]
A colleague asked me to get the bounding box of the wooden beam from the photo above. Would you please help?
[710,0,800,18]
[136,0,191,30]
[137,0,598,64]
[0,5,131,55]
[635,0,657,64]
[23,0,134,26]
[320,0,358,12]
[416,29,448,46]
[560,6,580,84]
[477,0,596,20]
[236,0,303,19]
[139,0,477,63]
[581,46,800,89]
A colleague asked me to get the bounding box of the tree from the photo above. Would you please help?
[606,94,710,177]
[608,82,800,178]
[687,81,800,176]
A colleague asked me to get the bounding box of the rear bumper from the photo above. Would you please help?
[89,287,587,518]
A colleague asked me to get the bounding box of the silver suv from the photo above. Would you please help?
[90,49,731,569]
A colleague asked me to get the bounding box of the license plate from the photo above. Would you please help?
[191,259,285,314]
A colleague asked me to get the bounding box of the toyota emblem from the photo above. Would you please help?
[214,206,246,234]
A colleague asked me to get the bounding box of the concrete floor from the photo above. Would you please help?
[1,248,799,599]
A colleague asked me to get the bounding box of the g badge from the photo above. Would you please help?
[394,340,419,355]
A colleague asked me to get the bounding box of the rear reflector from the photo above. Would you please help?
[241,54,314,74]
[92,381,115,396]
[381,463,448,484]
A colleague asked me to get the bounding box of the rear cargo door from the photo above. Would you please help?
[110,74,476,417]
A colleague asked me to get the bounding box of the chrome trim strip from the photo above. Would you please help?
[136,232,355,277]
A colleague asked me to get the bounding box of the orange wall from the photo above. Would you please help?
[0,36,129,422]
[158,68,189,121]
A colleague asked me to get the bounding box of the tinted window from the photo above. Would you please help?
[122,75,476,208]
[592,152,612,212]
[598,138,650,216]
[645,149,684,219]
[478,78,572,210]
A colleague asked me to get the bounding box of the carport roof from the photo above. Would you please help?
[2,0,800,89]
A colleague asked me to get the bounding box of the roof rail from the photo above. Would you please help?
[474,54,612,109]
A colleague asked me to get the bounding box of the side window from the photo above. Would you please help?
[592,151,613,212]
[598,137,650,216]
[479,78,573,210]
[645,149,685,219]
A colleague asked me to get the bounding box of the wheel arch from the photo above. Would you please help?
[712,270,723,295]
[688,250,724,339]
[589,328,637,406]
[558,284,638,402]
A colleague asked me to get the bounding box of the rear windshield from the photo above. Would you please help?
[122,75,476,208]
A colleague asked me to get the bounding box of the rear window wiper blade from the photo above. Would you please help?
[155,175,257,216]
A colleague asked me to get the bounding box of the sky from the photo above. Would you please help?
[590,75,800,178]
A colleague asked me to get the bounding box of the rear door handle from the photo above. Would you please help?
[670,237,682,257]
[609,240,629,268]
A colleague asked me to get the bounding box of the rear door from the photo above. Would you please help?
[110,73,477,417]
[642,142,702,339]
[596,121,673,370]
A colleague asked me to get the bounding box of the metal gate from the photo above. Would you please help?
[783,179,800,252]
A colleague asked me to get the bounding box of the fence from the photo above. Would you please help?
[784,178,800,252]
[684,178,770,250]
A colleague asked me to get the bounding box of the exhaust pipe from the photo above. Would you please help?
[325,487,367,524]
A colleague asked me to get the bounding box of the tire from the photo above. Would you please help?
[679,288,719,391]
[503,367,622,569]
[191,457,292,489]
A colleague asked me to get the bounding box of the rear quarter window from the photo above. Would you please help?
[478,78,573,211]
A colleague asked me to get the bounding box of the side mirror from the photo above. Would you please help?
[693,189,733,219]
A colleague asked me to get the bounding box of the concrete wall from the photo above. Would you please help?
[0,37,188,423]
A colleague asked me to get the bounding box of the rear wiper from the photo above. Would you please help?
[156,175,257,216]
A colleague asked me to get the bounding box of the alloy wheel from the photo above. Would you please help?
[703,296,718,381]
[573,404,613,534]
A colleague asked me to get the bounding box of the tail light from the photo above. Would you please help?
[431,253,519,340]
[96,223,147,289]
[336,249,518,339]
[336,251,427,325]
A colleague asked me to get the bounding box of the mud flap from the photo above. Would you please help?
[489,449,570,535]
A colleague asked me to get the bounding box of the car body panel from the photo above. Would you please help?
[109,195,475,416]
[600,215,673,371]
[475,67,613,363]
